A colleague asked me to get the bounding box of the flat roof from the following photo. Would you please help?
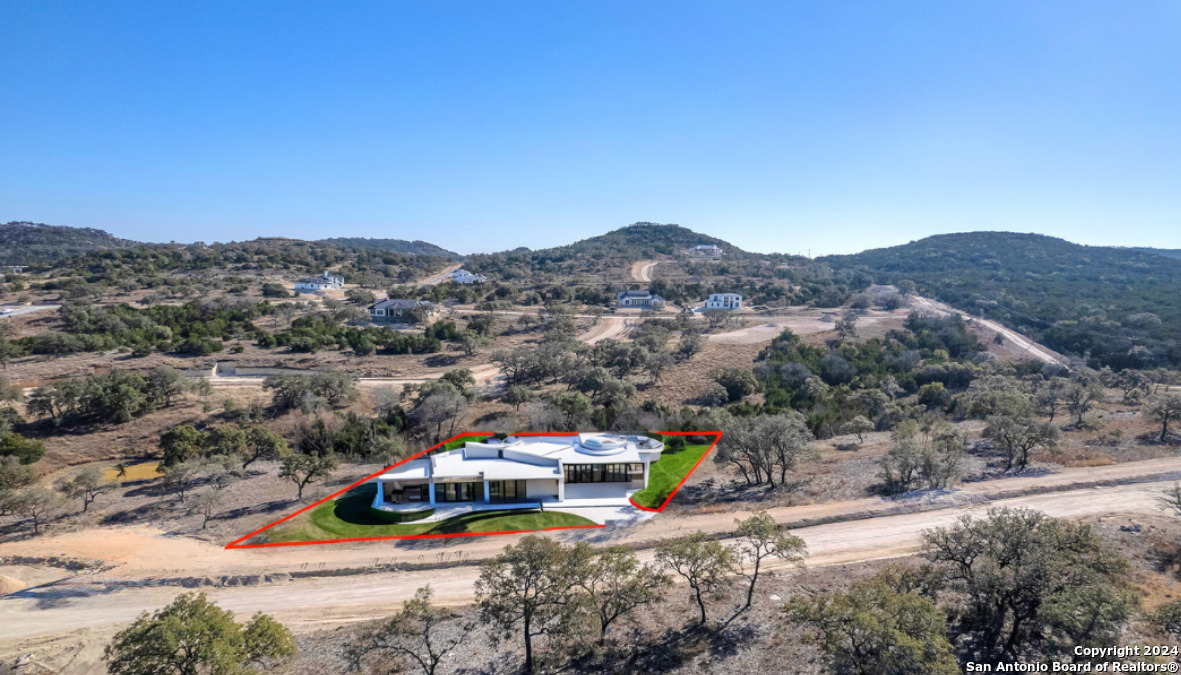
[376,459,430,481]
[373,434,660,484]
[433,454,561,480]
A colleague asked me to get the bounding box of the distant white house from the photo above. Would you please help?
[370,434,664,510]
[704,293,743,310]
[294,271,344,292]
[617,289,666,309]
[447,269,487,284]
[367,298,435,322]
[689,244,723,259]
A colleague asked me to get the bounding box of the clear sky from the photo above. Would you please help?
[2,1,1178,256]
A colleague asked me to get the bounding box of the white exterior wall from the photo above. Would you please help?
[525,479,560,500]
[705,294,742,309]
[563,482,634,500]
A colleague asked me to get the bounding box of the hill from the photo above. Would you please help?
[316,237,461,260]
[460,222,843,306]
[1129,247,1181,260]
[467,222,748,282]
[824,232,1181,369]
[542,222,741,257]
[36,235,453,296]
[0,221,140,264]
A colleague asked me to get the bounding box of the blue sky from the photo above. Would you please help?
[2,1,1178,255]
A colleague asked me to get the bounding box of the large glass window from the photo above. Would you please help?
[489,480,527,503]
[436,481,480,502]
[564,464,642,483]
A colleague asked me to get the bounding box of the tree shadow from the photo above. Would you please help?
[101,500,176,525]
[10,581,128,610]
[424,354,463,368]
[592,624,706,674]
[217,499,293,520]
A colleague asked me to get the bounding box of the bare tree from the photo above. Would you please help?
[655,532,739,626]
[55,466,119,512]
[569,543,670,642]
[347,586,465,675]
[412,390,469,442]
[279,453,338,500]
[193,490,223,529]
[1146,393,1181,442]
[1064,374,1106,427]
[11,485,62,535]
[733,512,807,611]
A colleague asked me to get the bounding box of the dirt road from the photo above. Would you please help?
[203,317,630,390]
[706,309,909,344]
[6,454,1178,581]
[418,263,463,286]
[631,260,658,282]
[577,317,630,344]
[0,304,59,319]
[911,296,1070,367]
[3,473,1176,643]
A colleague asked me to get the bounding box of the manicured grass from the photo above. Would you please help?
[440,434,490,451]
[629,439,712,510]
[102,461,161,482]
[265,483,595,543]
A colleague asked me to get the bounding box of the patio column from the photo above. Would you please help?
[374,481,384,507]
[484,480,491,503]
[428,481,436,505]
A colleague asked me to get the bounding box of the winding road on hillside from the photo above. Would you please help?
[911,296,1070,367]
[418,263,463,286]
[3,457,1180,643]
[631,259,658,282]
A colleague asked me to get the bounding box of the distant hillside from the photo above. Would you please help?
[465,222,751,283]
[825,232,1181,369]
[547,222,742,257]
[37,234,453,294]
[1129,247,1181,260]
[0,221,140,264]
[316,237,461,260]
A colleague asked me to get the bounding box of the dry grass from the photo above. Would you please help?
[101,462,161,482]
[650,340,764,408]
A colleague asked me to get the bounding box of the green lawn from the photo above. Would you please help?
[629,439,712,510]
[440,434,490,450]
[265,483,595,543]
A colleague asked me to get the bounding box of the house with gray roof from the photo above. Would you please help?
[617,289,666,309]
[367,298,435,322]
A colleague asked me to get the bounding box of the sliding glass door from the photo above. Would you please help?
[489,480,528,503]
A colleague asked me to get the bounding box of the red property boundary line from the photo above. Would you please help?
[629,431,722,513]
[225,430,721,550]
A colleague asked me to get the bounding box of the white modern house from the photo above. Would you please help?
[704,293,743,310]
[294,271,344,292]
[617,289,666,309]
[370,434,664,516]
[689,244,723,259]
[447,268,487,284]
[367,298,435,322]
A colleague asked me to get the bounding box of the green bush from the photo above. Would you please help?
[369,505,434,523]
